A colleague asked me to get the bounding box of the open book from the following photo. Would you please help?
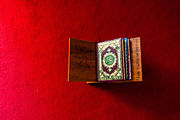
[68,37,142,83]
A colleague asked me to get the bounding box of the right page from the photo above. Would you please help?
[96,38,125,82]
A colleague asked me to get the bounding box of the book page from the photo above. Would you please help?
[68,38,97,82]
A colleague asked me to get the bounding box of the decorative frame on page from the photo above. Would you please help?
[97,38,125,81]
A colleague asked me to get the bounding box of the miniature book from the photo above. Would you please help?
[68,37,142,83]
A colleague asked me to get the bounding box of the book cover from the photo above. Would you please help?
[97,38,124,81]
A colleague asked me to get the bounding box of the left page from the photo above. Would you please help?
[68,38,97,82]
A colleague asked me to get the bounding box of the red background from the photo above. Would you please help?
[0,0,180,120]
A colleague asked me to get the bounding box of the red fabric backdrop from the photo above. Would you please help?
[0,0,180,119]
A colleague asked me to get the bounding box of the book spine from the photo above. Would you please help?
[128,39,132,80]
[124,38,132,80]
[124,38,128,80]
[122,39,125,80]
